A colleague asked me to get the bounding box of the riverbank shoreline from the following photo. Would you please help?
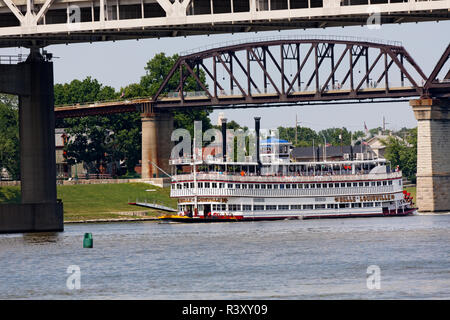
[64,211,450,224]
[65,216,159,224]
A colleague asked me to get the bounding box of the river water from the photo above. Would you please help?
[0,214,449,299]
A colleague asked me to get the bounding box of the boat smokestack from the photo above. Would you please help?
[254,117,261,169]
[221,118,227,162]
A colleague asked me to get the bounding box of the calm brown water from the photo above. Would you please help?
[0,214,449,299]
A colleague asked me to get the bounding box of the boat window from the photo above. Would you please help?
[212,204,217,211]
[351,203,362,208]
[382,181,387,186]
[298,184,303,189]
[248,184,254,189]
[371,182,376,186]
[205,182,210,188]
[388,180,392,185]
[273,184,278,189]
[242,184,247,189]
[266,205,277,210]
[353,183,358,187]
[304,184,309,189]
[220,204,226,210]
[229,204,241,211]
[278,205,289,210]
[198,182,203,188]
[363,202,374,207]
[280,184,285,189]
[359,182,364,187]
[315,204,326,209]
[227,183,233,188]
[375,202,381,207]
[377,181,381,186]
[316,184,321,189]
[254,205,264,211]
[261,184,266,189]
[347,183,352,188]
[291,205,302,209]
[219,183,225,188]
[235,184,241,189]
[243,205,252,211]
[365,182,369,186]
[183,183,189,189]
[267,184,272,189]
[190,182,194,188]
[286,184,291,189]
[339,203,350,208]
[212,183,217,188]
[340,183,345,188]
[292,184,297,189]
[303,204,314,210]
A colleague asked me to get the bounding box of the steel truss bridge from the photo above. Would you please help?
[52,36,450,118]
[0,0,449,48]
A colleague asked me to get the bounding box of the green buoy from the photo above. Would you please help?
[83,233,93,248]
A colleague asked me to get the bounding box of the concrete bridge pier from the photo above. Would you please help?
[0,49,63,233]
[411,98,450,212]
[141,105,174,179]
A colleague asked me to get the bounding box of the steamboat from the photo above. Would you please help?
[163,117,416,222]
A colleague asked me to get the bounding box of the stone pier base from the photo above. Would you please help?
[411,98,450,212]
[0,202,63,233]
[141,109,174,179]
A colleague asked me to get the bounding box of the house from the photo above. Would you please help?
[55,128,85,179]
[366,133,409,158]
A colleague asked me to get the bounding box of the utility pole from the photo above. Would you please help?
[295,114,297,146]
[321,133,327,162]
[312,139,315,162]
[295,114,300,146]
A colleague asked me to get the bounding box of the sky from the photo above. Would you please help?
[1,20,449,132]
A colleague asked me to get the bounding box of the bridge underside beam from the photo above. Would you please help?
[411,98,450,213]
[0,52,63,233]
[0,2,449,48]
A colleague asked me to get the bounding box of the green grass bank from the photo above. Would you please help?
[0,183,177,222]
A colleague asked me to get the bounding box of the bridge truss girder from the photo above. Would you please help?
[153,38,450,109]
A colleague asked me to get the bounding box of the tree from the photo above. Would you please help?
[278,126,319,147]
[318,127,352,146]
[55,77,123,175]
[381,128,417,182]
[138,52,213,134]
[0,94,20,180]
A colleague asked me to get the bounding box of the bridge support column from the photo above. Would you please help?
[411,98,450,212]
[0,50,63,233]
[141,109,173,179]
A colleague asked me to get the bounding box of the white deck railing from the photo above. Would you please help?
[171,185,399,198]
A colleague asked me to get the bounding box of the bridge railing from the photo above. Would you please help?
[180,35,403,56]
[0,55,27,64]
